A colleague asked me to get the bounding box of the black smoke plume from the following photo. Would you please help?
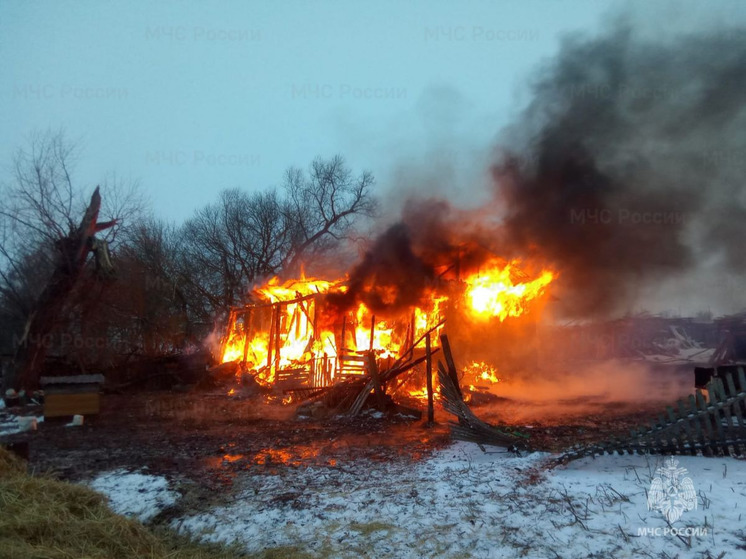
[494,23,746,317]
[327,223,435,316]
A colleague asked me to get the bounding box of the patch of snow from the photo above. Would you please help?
[89,469,178,523]
[0,414,43,436]
[171,442,746,558]
[640,346,715,365]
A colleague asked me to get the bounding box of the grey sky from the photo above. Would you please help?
[2,0,744,223]
[0,0,625,221]
[2,0,746,317]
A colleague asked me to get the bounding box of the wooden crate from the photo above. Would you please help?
[44,391,100,418]
[41,375,104,418]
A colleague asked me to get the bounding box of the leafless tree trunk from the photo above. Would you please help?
[8,187,116,390]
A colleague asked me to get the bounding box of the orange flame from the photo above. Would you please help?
[464,259,554,321]
[463,361,501,385]
[220,274,448,387]
[256,275,343,302]
[406,361,500,400]
[219,259,552,395]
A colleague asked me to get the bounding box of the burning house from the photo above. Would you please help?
[219,256,555,398]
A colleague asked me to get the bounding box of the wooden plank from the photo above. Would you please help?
[274,304,282,371]
[408,313,415,360]
[695,391,715,456]
[707,381,726,455]
[727,376,746,432]
[725,372,746,449]
[221,309,236,363]
[688,395,704,450]
[366,353,387,412]
[426,334,434,425]
[44,392,100,417]
[726,372,738,399]
[715,378,740,455]
[439,334,462,400]
[649,420,663,454]
[657,413,670,448]
[40,374,104,386]
[349,379,375,416]
[737,369,746,429]
[266,306,275,370]
[338,314,346,377]
[673,402,696,454]
[242,310,252,365]
[291,303,301,338]
[665,406,682,447]
[296,298,314,327]
[339,355,368,363]
[321,354,328,387]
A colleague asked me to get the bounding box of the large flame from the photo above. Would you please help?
[220,259,554,394]
[404,360,501,401]
[464,259,555,321]
[220,274,449,387]
[256,275,342,302]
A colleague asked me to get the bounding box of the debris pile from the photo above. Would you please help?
[295,323,445,419]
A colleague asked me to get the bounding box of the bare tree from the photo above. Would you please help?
[176,155,376,321]
[0,140,373,386]
[90,218,192,358]
[282,155,376,273]
[177,189,294,320]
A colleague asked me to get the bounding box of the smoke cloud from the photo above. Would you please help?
[327,223,435,316]
[494,22,746,317]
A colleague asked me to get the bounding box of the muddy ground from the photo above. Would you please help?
[4,386,673,493]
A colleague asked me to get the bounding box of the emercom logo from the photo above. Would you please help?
[646,457,697,523]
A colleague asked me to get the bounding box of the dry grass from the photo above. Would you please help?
[0,446,301,559]
[348,521,396,535]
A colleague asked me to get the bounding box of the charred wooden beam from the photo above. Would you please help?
[426,334,434,425]
[367,352,387,412]
[347,351,440,416]
[439,335,462,400]
[438,362,530,451]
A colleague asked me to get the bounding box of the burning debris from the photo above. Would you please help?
[437,349,530,453]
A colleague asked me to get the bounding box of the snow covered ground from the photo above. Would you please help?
[89,469,178,523]
[89,442,746,558]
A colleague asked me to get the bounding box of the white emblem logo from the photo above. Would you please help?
[647,457,697,523]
